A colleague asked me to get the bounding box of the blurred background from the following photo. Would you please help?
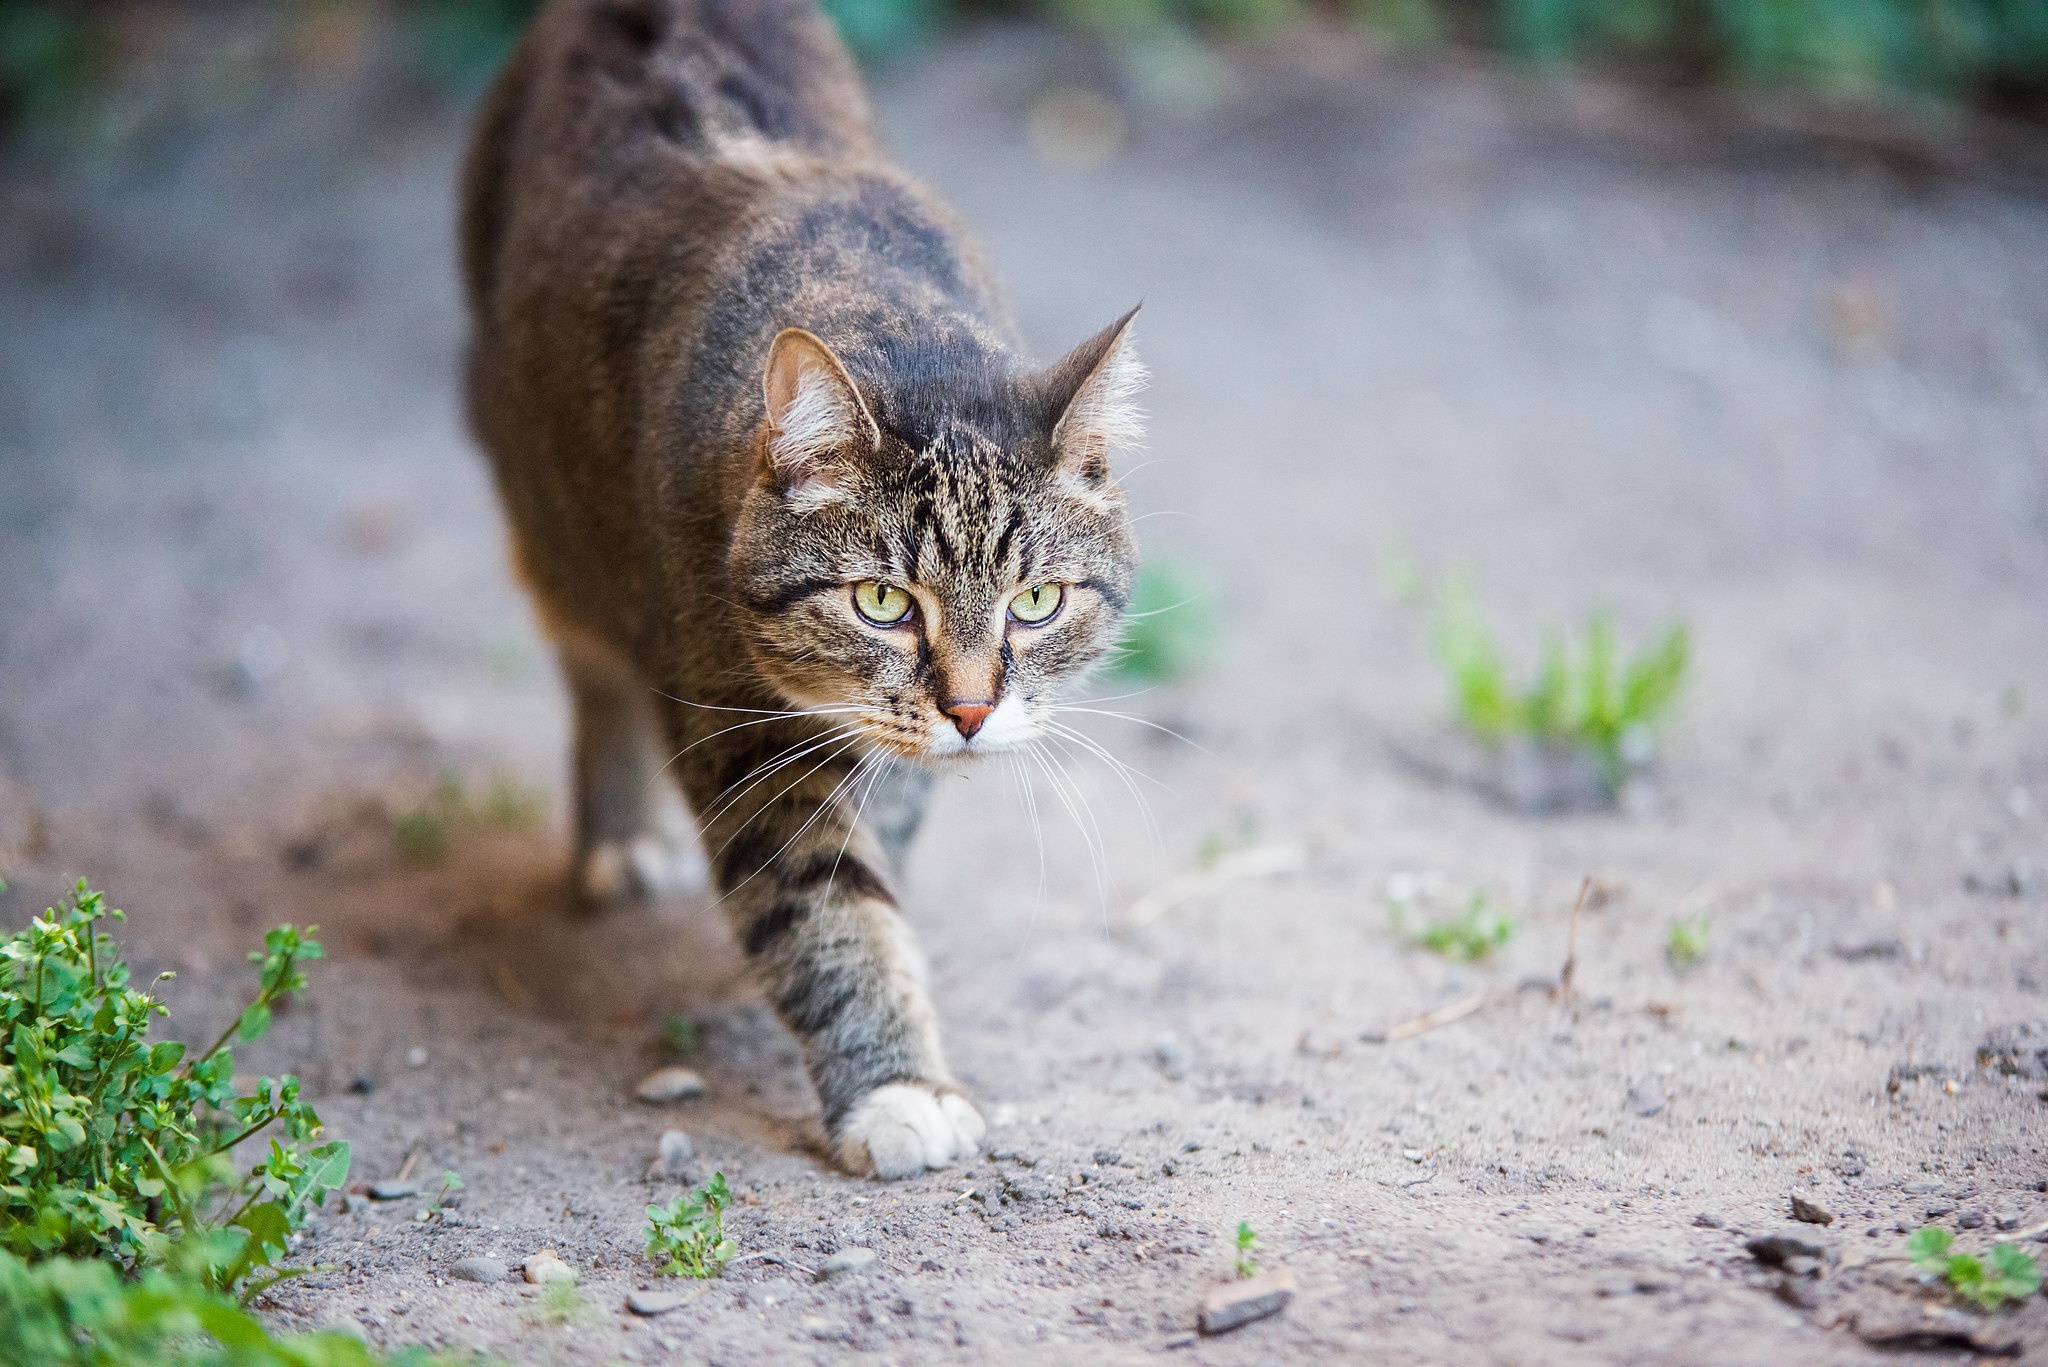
[1,2,2046,1357]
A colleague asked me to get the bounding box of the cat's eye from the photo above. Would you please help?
[852,580,913,626]
[1008,583,1064,625]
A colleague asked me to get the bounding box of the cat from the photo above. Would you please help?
[459,0,1144,1177]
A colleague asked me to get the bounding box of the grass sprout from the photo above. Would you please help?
[646,1173,735,1279]
[1666,916,1710,968]
[1908,1226,2042,1311]
[391,772,545,865]
[1390,887,1518,962]
[1233,1221,1259,1278]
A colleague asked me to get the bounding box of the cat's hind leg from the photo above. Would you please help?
[558,633,704,905]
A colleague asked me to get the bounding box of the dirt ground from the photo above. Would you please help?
[3,16,2047,1365]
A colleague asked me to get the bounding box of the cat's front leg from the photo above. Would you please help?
[706,771,982,1178]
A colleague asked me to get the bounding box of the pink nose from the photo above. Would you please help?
[943,701,995,740]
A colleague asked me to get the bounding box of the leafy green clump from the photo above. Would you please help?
[1390,888,1518,962]
[646,1174,734,1279]
[1110,561,1216,683]
[1433,573,1688,790]
[1232,1221,1258,1279]
[1908,1226,2043,1311]
[0,884,347,1302]
[660,1014,698,1057]
[391,774,544,866]
[1666,915,1710,968]
[0,1247,474,1367]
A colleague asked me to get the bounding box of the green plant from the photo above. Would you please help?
[0,884,348,1302]
[524,1279,595,1328]
[1432,572,1688,790]
[660,1014,699,1057]
[1232,1220,1258,1278]
[1666,915,1709,967]
[0,1247,478,1366]
[1908,1226,2042,1310]
[645,1173,735,1279]
[424,1171,462,1217]
[1390,888,1517,962]
[391,774,544,866]
[1110,561,1217,683]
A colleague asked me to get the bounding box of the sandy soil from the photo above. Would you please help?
[3,18,2047,1365]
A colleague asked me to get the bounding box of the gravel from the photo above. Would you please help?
[634,1068,707,1104]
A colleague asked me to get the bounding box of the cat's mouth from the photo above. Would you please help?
[914,694,1036,764]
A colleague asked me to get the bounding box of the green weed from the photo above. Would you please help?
[1908,1226,2042,1311]
[1110,560,1217,683]
[0,885,346,1303]
[645,1173,735,1279]
[1232,1220,1259,1278]
[1666,915,1709,968]
[0,1246,477,1366]
[660,1014,699,1057]
[525,1278,595,1328]
[392,773,544,866]
[1432,572,1688,791]
[1390,887,1517,962]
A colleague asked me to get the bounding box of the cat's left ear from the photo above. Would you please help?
[1043,305,1146,486]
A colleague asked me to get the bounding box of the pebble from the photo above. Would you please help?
[655,1130,695,1177]
[635,1067,707,1104]
[1624,1081,1667,1117]
[1747,1234,1826,1268]
[1691,1213,1723,1229]
[816,1247,880,1281]
[1790,1195,1835,1226]
[1901,1179,1943,1195]
[523,1250,575,1285]
[451,1256,508,1284]
[626,1289,689,1317]
[1199,1268,1296,1335]
[1775,1276,1824,1310]
[1925,1201,1958,1218]
[406,1047,429,1068]
[1956,1210,1984,1229]
[1093,1148,1122,1165]
[368,1180,420,1201]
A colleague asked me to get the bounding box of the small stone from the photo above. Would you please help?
[1790,1195,1834,1226]
[816,1247,880,1281]
[1594,1278,1636,1298]
[1955,1210,1984,1229]
[523,1250,575,1285]
[451,1256,508,1283]
[635,1067,707,1104]
[1831,937,1904,962]
[1163,1332,1197,1350]
[342,1194,370,1215]
[1624,1081,1666,1117]
[1691,1213,1723,1229]
[1924,1201,1958,1218]
[368,1180,421,1201]
[1746,1234,1825,1267]
[1782,1256,1821,1277]
[1199,1268,1296,1335]
[406,1047,429,1068]
[347,1075,376,1095]
[1154,1039,1190,1080]
[655,1130,695,1177]
[1092,1148,1122,1165]
[1775,1276,1823,1310]
[626,1289,688,1316]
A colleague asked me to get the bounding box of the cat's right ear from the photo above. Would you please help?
[761,328,881,502]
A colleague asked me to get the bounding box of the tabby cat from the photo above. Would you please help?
[460,0,1144,1177]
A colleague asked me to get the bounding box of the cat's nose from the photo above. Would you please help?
[942,701,995,741]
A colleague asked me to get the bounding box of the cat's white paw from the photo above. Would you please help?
[835,1083,985,1179]
[579,835,705,902]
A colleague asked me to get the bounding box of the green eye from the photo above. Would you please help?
[852,581,913,626]
[1008,583,1064,625]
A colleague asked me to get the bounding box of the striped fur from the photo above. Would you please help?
[459,0,1140,1176]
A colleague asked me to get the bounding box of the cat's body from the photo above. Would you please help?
[461,0,1143,1176]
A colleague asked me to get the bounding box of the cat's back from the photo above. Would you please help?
[461,0,881,316]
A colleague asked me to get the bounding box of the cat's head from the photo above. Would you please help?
[727,310,1143,765]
